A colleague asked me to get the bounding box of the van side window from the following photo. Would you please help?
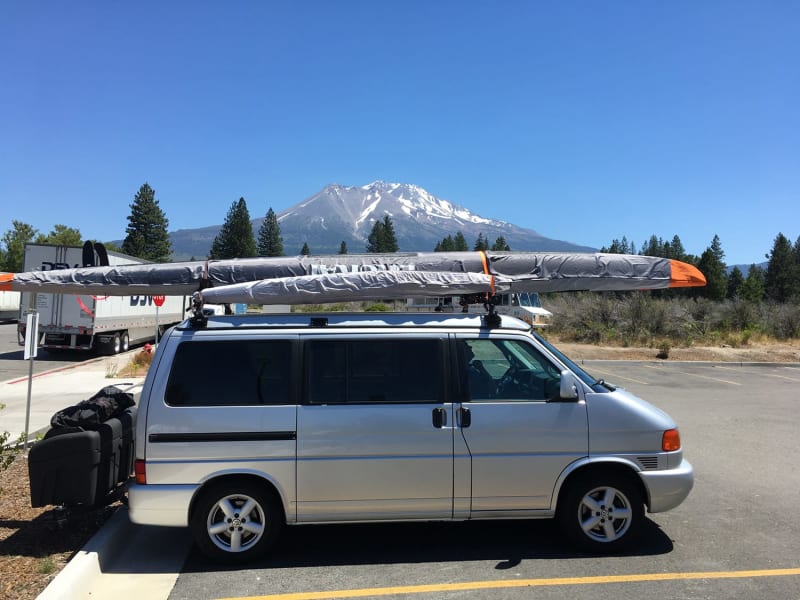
[165,340,292,406]
[306,339,441,404]
[459,339,560,402]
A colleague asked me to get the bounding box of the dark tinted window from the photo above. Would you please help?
[165,340,292,406]
[307,339,442,404]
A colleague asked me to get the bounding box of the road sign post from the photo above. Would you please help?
[153,295,165,345]
[23,311,39,451]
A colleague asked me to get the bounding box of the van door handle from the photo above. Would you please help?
[458,407,471,428]
[432,407,446,428]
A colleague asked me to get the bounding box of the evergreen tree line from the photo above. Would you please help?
[433,232,510,252]
[600,232,800,304]
[2,184,798,313]
[0,184,398,270]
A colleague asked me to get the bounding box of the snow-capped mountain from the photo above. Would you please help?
[168,181,596,259]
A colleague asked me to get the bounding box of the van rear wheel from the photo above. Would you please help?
[191,481,282,564]
[557,472,643,553]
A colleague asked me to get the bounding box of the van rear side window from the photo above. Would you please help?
[165,340,292,406]
[306,339,442,404]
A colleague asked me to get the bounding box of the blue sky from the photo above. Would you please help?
[1,1,797,265]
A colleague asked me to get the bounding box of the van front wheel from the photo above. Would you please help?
[557,473,643,553]
[191,481,283,563]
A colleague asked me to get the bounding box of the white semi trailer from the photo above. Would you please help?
[0,287,20,322]
[18,244,187,354]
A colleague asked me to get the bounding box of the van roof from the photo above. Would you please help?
[176,312,532,332]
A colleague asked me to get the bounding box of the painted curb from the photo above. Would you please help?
[37,507,130,600]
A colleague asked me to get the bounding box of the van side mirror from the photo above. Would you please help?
[559,370,579,400]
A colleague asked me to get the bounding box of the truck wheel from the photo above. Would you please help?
[121,332,130,352]
[191,480,283,564]
[98,333,122,356]
[557,472,643,553]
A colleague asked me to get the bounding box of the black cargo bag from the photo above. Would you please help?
[29,386,137,508]
[49,386,135,429]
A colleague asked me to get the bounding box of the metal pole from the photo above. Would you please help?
[24,353,33,451]
[23,309,39,451]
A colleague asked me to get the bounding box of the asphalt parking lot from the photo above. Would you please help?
[72,362,800,600]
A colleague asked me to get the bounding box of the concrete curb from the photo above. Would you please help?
[38,507,130,600]
[3,355,110,386]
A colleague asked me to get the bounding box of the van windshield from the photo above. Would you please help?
[531,331,604,390]
[519,293,542,308]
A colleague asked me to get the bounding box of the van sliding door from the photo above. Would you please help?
[296,336,454,522]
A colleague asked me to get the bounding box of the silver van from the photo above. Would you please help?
[129,312,693,563]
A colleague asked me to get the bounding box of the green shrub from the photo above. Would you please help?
[0,403,21,496]
[364,303,389,312]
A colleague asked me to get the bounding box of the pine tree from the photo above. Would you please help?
[209,198,257,259]
[641,235,662,257]
[437,235,454,252]
[300,242,310,256]
[366,215,398,253]
[122,183,171,262]
[454,232,468,251]
[727,266,745,300]
[696,235,727,301]
[366,220,384,253]
[339,241,348,255]
[764,233,799,302]
[257,208,284,257]
[473,233,489,251]
[740,264,766,303]
[491,236,510,251]
[0,221,38,272]
[670,235,687,261]
[381,215,398,252]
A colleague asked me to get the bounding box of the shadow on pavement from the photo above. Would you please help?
[181,517,673,573]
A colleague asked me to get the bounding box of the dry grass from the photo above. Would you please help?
[115,346,154,377]
[550,337,800,363]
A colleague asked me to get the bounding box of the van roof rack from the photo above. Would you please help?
[177,311,529,332]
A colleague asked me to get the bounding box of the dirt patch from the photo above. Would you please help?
[551,340,800,364]
[0,455,118,600]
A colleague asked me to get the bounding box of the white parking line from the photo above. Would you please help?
[711,365,800,383]
[661,368,741,386]
[589,367,650,385]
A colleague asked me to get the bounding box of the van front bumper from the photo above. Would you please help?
[128,483,199,527]
[638,459,694,513]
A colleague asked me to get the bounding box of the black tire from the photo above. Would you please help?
[190,480,283,564]
[557,472,644,553]
[108,333,122,355]
[97,333,121,356]
[120,331,130,353]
